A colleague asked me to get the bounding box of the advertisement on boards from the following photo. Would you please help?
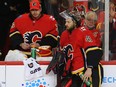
[5,65,56,87]
[0,65,6,87]
[0,62,115,87]
[101,65,116,87]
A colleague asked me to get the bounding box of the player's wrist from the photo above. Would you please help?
[20,43,23,47]
[87,66,93,69]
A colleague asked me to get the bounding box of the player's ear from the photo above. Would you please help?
[39,7,42,12]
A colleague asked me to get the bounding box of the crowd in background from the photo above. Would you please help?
[0,0,29,60]
[0,0,116,61]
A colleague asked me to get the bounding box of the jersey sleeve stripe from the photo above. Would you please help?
[45,34,58,41]
[85,47,102,54]
[10,31,20,37]
[72,67,84,74]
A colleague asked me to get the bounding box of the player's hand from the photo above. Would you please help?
[30,42,40,48]
[20,43,30,50]
[83,68,92,82]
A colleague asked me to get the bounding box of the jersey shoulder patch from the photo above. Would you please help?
[49,15,55,21]
[79,26,87,32]
[42,14,55,22]
[85,35,93,42]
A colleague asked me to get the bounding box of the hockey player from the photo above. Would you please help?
[9,0,58,56]
[84,11,102,47]
[60,6,103,87]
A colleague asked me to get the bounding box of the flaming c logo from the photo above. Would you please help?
[32,2,37,6]
[24,31,42,43]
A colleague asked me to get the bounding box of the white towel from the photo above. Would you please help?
[5,50,27,61]
[23,57,43,81]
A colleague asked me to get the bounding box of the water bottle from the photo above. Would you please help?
[31,48,36,59]
[79,72,91,86]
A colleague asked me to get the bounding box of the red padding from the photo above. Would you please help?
[100,60,116,65]
[0,61,6,65]
[1,60,116,65]
[0,61,50,65]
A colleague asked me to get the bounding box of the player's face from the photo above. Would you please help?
[65,18,76,31]
[85,15,97,29]
[30,9,41,19]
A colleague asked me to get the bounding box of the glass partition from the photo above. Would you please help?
[69,0,106,60]
[109,0,116,60]
[44,0,107,60]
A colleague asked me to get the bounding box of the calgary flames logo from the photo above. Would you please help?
[24,31,42,43]
[63,44,74,60]
[32,2,37,6]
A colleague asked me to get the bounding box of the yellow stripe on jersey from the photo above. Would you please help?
[85,47,102,54]
[98,64,102,87]
[45,34,58,41]
[10,31,20,37]
[96,23,102,30]
[72,67,84,74]
[91,6,99,12]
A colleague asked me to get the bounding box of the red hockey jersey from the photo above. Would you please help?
[10,13,58,44]
[60,26,98,74]
[84,26,102,47]
[90,29,101,47]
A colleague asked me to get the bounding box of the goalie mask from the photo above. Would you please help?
[59,5,85,26]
